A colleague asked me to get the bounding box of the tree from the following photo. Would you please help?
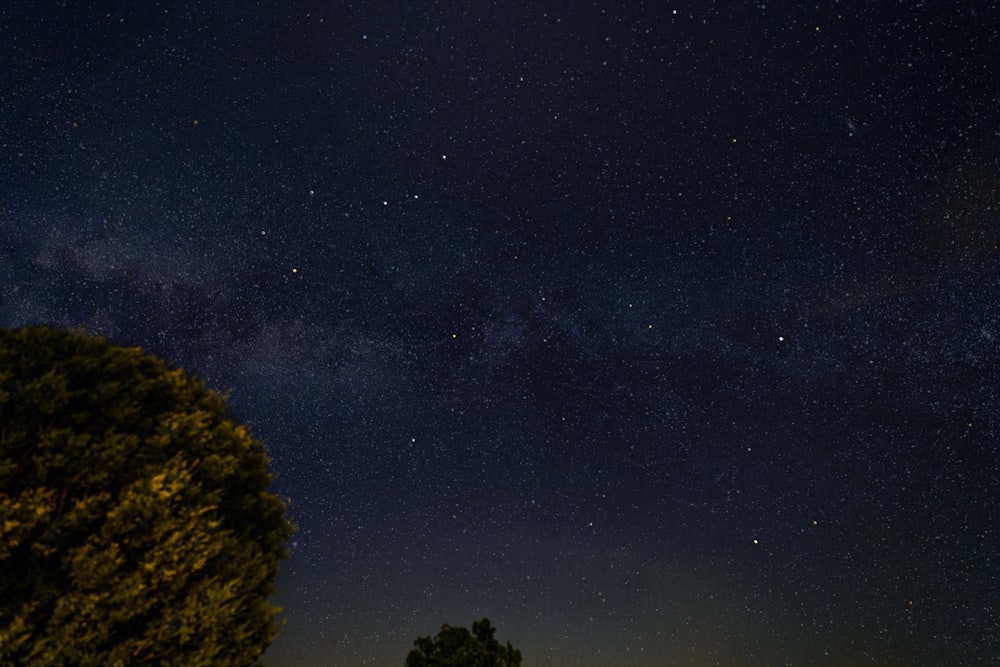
[406,617,522,667]
[0,326,294,666]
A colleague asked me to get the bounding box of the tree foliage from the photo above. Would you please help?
[0,326,294,666]
[406,618,522,667]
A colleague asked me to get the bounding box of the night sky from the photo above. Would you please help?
[2,1,999,665]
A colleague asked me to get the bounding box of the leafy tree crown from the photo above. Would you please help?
[406,617,523,667]
[0,326,294,666]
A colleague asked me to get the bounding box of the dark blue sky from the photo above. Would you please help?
[2,1,999,665]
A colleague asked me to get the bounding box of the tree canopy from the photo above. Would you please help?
[0,326,293,666]
[406,618,522,667]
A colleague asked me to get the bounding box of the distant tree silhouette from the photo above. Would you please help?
[0,326,294,666]
[406,617,522,667]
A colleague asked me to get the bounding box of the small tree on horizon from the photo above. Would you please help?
[406,617,522,667]
[0,326,294,665]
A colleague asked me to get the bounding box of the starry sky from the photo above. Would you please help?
[2,1,999,665]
